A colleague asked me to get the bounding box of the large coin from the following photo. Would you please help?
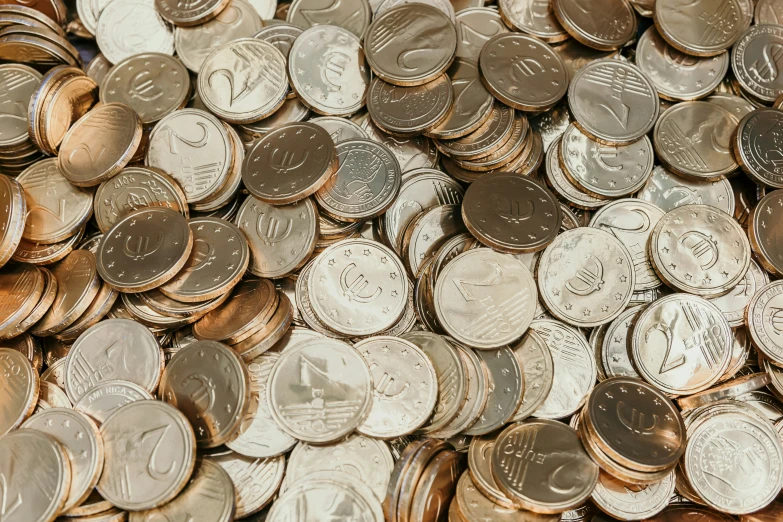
[0,347,38,435]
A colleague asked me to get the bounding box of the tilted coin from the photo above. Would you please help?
[129,459,235,522]
[746,281,783,365]
[22,408,103,512]
[530,319,596,419]
[98,400,196,511]
[18,158,93,244]
[229,292,294,361]
[364,4,457,87]
[395,442,454,522]
[492,419,599,513]
[456,472,560,522]
[463,346,523,435]
[559,124,654,198]
[649,204,750,297]
[383,439,444,519]
[315,138,402,222]
[755,0,783,24]
[731,25,783,103]
[402,204,465,276]
[197,38,287,124]
[374,0,456,22]
[636,26,728,101]
[599,305,643,379]
[156,0,230,26]
[37,381,69,409]
[73,379,154,425]
[175,0,262,73]
[709,258,768,327]
[85,53,111,82]
[653,101,739,181]
[552,38,620,80]
[242,122,337,204]
[266,337,372,443]
[288,25,369,117]
[427,59,494,140]
[511,330,554,422]
[160,340,250,448]
[654,0,747,56]
[568,60,659,145]
[361,119,440,172]
[748,189,783,277]
[254,22,302,62]
[100,53,189,125]
[311,115,369,143]
[552,0,636,50]
[631,293,732,396]
[498,0,566,43]
[0,347,38,435]
[206,451,285,518]
[733,108,783,189]
[538,227,635,327]
[590,470,675,521]
[479,33,568,111]
[368,75,453,137]
[287,0,370,38]
[636,165,735,215]
[0,174,26,268]
[409,450,466,522]
[146,109,233,204]
[96,0,175,64]
[0,429,71,522]
[58,103,142,187]
[708,92,756,120]
[63,318,162,403]
[435,102,515,160]
[468,435,517,508]
[455,7,509,61]
[462,173,561,254]
[193,278,277,342]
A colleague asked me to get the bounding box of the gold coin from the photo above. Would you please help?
[409,450,466,522]
[0,173,26,268]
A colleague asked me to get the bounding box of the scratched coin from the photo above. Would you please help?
[95,0,175,64]
[568,60,659,145]
[731,25,783,103]
[654,0,747,56]
[368,74,453,137]
[206,451,285,518]
[492,419,599,514]
[160,340,251,448]
[287,0,370,38]
[267,337,372,443]
[653,101,739,181]
[435,249,537,349]
[455,7,509,61]
[649,204,750,297]
[636,165,735,215]
[98,400,196,511]
[510,330,554,422]
[364,4,457,86]
[733,108,783,189]
[479,33,568,111]
[0,348,38,435]
[591,470,675,520]
[748,189,783,277]
[73,380,154,425]
[553,0,636,50]
[498,0,566,43]
[631,293,732,396]
[97,206,193,293]
[197,38,287,124]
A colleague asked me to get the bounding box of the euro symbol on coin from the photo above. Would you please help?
[617,402,659,435]
[269,148,309,173]
[566,255,605,296]
[493,196,533,224]
[340,263,382,303]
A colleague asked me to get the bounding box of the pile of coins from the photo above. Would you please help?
[2,0,783,521]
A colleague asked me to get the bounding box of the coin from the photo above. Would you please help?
[598,306,642,380]
[193,278,277,342]
[73,379,154,425]
[530,319,596,419]
[497,0,566,43]
[492,419,599,513]
[511,330,554,422]
[480,33,568,111]
[0,428,71,522]
[362,119,440,171]
[402,204,465,276]
[315,139,402,222]
[98,400,196,510]
[100,53,189,125]
[435,103,515,160]
[96,0,175,64]
[568,60,659,145]
[746,281,783,365]
[553,0,636,50]
[748,189,783,277]
[287,0,370,38]
[267,337,372,443]
[0,347,38,435]
[463,173,560,254]
[156,0,230,26]
[160,340,250,447]
[18,158,93,244]
[650,204,750,297]
[206,451,285,518]
[0,174,26,268]
[732,25,783,103]
[456,472,559,522]
[364,4,457,86]
[631,293,732,396]
[0,264,44,336]
[463,346,523,435]
[654,0,747,56]
[311,115,369,143]
[637,165,735,215]
[734,108,783,189]
[128,459,235,522]
[709,259,768,327]
[591,470,675,521]
[454,7,509,62]
[678,372,773,412]
[427,59,494,140]
[409,450,466,522]
[368,75,453,137]
[239,97,310,139]
[58,103,142,187]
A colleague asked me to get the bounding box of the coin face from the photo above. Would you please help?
[653,101,739,180]
[631,294,732,395]
[599,306,643,380]
[18,158,93,244]
[207,452,285,517]
[749,189,783,276]
[197,38,287,124]
[362,119,440,171]
[0,348,38,435]
[568,60,659,145]
[315,139,402,222]
[650,204,750,297]
[58,103,142,187]
[73,379,154,425]
[193,278,276,341]
[498,0,565,43]
[427,59,494,140]
[0,64,41,148]
[734,108,783,188]
[479,33,568,111]
[511,330,554,422]
[364,4,457,86]
[287,0,370,38]
[732,25,783,103]
[311,115,369,143]
[267,337,372,443]
[454,8,509,61]
[591,470,675,520]
[368,74,453,137]
[637,165,734,214]
[98,400,196,510]
[655,0,747,56]
[710,259,768,327]
[156,0,229,26]
[97,207,193,292]
[96,0,175,64]
[493,419,599,513]
[435,249,537,349]
[553,0,636,50]
[409,450,465,522]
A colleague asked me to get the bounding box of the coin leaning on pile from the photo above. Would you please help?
[1,0,783,521]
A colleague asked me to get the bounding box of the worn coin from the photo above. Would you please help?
[96,0,175,64]
[553,0,636,50]
[654,0,747,56]
[636,165,735,214]
[73,379,154,425]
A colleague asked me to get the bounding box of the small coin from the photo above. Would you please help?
[455,7,509,61]
[287,0,370,38]
[463,346,523,435]
[0,429,71,522]
[636,165,735,215]
[649,204,750,297]
[85,53,111,83]
[568,60,659,145]
[98,400,196,511]
[267,337,372,443]
[0,348,39,435]
[734,108,783,189]
[591,470,675,521]
[100,53,189,125]
[654,0,747,56]
[96,0,175,64]
[73,379,154,425]
[479,33,568,111]
[530,319,596,419]
[58,103,142,187]
[653,101,739,180]
[553,0,636,50]
[160,340,250,447]
[364,4,457,87]
[207,451,285,518]
[631,293,732,396]
[197,38,287,124]
[732,25,783,103]
[492,419,599,514]
[156,0,230,26]
[462,173,561,254]
[748,189,783,277]
[315,138,402,222]
[435,102,515,160]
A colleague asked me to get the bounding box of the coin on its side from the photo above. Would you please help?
[193,278,277,342]
[0,264,45,336]
[98,400,196,511]
[748,189,783,277]
[734,108,783,189]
